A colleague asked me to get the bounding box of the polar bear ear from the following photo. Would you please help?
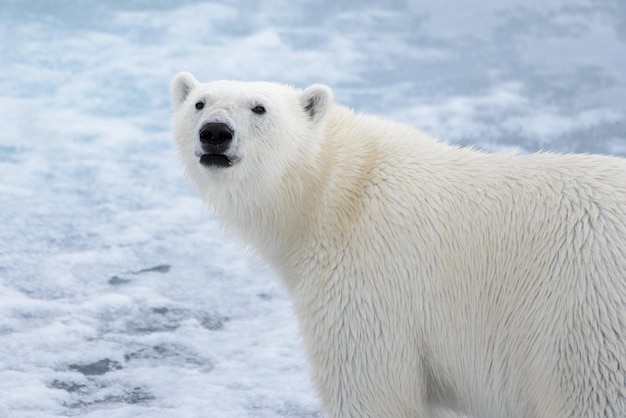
[170,71,200,111]
[300,84,333,124]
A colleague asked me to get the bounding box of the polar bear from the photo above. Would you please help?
[170,71,626,418]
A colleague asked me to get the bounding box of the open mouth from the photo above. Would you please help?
[199,154,234,168]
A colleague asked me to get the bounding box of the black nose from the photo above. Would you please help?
[199,122,234,145]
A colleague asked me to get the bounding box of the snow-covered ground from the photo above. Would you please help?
[1,0,625,416]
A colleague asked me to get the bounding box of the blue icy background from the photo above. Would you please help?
[1,0,625,416]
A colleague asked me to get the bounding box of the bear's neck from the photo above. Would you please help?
[208,148,327,273]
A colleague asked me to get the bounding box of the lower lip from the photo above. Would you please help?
[199,154,233,167]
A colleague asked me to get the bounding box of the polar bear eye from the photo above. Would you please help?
[251,105,266,115]
[195,101,205,110]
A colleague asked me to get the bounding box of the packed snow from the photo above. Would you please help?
[1,0,625,416]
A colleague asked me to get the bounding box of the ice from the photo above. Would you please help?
[1,0,625,416]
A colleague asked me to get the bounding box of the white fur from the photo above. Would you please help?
[170,72,626,418]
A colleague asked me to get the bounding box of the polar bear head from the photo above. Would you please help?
[170,72,332,183]
[170,72,334,243]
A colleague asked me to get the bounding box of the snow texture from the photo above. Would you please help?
[0,0,625,416]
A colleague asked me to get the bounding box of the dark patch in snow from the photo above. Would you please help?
[152,306,169,314]
[69,359,123,376]
[108,275,131,285]
[63,386,155,412]
[124,342,214,371]
[258,292,273,300]
[200,312,229,330]
[121,305,229,334]
[108,264,171,286]
[132,264,171,274]
[50,380,89,394]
